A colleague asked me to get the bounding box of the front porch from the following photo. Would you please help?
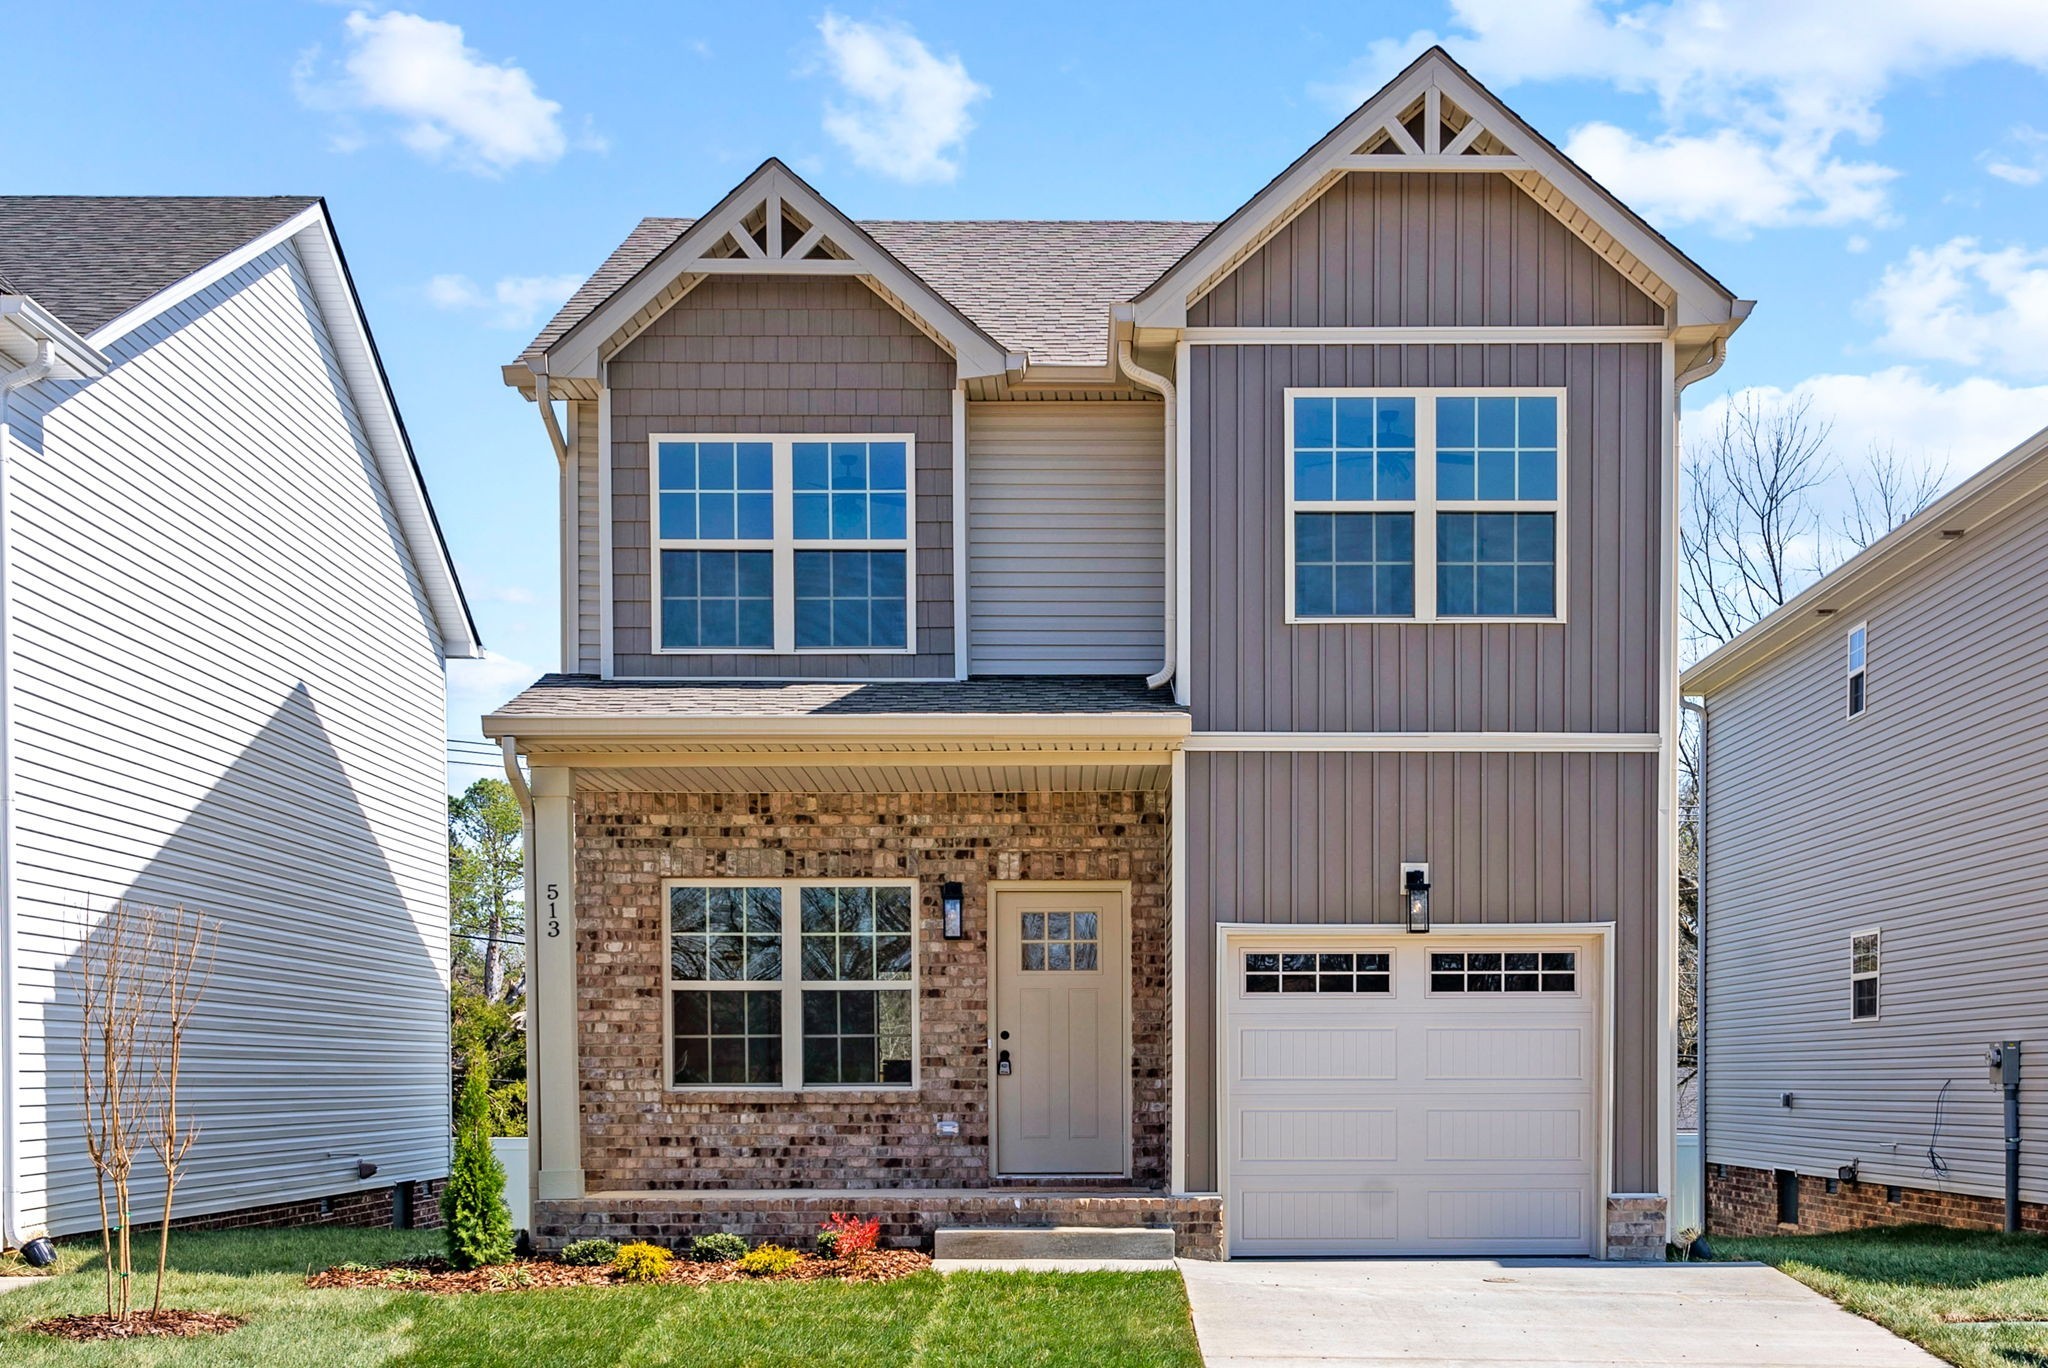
[534,1189,1225,1259]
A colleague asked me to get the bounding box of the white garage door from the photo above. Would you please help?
[1224,934,1600,1257]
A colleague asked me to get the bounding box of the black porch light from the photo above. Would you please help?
[1402,864,1431,934]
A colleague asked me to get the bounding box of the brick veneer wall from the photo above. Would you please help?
[1604,1195,1667,1260]
[162,1178,447,1233]
[1709,1162,2048,1237]
[572,789,1169,1191]
[533,1192,1223,1259]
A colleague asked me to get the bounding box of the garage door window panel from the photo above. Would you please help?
[1244,951,1391,994]
[1429,950,1576,994]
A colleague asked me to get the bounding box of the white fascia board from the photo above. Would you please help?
[287,209,483,660]
[0,297,107,380]
[544,162,1011,380]
[1684,422,2048,695]
[483,712,1193,745]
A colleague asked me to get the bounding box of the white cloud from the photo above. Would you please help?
[1323,0,2048,233]
[1863,238,2048,378]
[815,12,987,184]
[426,272,583,329]
[1982,124,2048,185]
[296,9,581,175]
[1687,367,2048,482]
[446,650,544,742]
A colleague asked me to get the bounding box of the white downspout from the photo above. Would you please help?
[1117,341,1177,692]
[0,341,55,1253]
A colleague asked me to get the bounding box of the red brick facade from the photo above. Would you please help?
[161,1178,446,1234]
[1709,1162,2047,1237]
[570,789,1169,1192]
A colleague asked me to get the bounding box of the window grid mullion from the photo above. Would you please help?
[780,881,802,1087]
[771,441,796,652]
[1415,395,1438,621]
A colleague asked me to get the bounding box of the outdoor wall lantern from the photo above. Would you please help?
[941,882,965,940]
[1401,863,1431,933]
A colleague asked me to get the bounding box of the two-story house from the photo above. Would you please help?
[0,196,477,1246]
[1684,423,2048,1238]
[484,48,1748,1260]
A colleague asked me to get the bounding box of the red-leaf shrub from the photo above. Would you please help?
[821,1213,880,1262]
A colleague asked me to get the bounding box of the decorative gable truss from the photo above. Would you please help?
[539,160,1014,382]
[1131,49,1746,335]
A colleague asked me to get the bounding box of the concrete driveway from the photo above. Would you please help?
[1178,1258,1943,1367]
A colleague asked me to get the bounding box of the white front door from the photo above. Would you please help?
[992,887,1129,1176]
[1223,932,1601,1257]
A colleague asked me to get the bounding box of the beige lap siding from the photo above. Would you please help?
[572,789,1169,1190]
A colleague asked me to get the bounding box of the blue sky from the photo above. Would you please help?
[11,1,2048,786]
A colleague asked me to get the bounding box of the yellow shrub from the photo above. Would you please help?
[737,1244,803,1277]
[611,1242,675,1282]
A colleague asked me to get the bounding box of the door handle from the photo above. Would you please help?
[997,1049,1012,1077]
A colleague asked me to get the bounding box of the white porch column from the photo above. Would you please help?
[530,765,584,1200]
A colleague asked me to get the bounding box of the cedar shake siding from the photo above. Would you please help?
[1188,341,1664,733]
[1183,749,1660,1193]
[607,274,956,678]
[570,789,1168,1191]
[1188,171,1665,329]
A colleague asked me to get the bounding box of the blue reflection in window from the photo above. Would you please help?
[795,551,908,649]
[661,550,774,648]
[1294,513,1414,618]
[1436,513,1555,617]
[1293,396,1416,503]
[657,440,773,541]
[1435,396,1556,502]
[794,440,909,541]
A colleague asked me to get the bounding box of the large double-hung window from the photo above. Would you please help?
[652,434,914,653]
[1285,390,1565,622]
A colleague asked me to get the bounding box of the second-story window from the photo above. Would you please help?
[1846,622,1867,718]
[652,434,914,654]
[1286,390,1564,623]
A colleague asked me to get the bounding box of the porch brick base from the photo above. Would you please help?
[1709,1161,2048,1237]
[534,1191,1224,1260]
[1604,1195,1667,1260]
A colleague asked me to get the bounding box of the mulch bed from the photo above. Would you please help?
[26,1310,245,1341]
[308,1249,931,1294]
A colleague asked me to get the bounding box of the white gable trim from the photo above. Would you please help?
[541,161,1014,381]
[1130,49,1739,332]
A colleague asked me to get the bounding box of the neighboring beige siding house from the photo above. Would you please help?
[487,48,1749,1259]
[0,198,479,1243]
[1685,425,2048,1238]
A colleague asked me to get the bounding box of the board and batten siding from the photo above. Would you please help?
[606,274,955,678]
[1188,171,1665,329]
[1184,749,1660,1194]
[1701,489,2048,1205]
[570,398,602,673]
[1188,341,1664,733]
[966,401,1164,675]
[4,240,452,1235]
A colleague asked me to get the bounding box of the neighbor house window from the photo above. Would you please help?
[652,435,913,653]
[1851,929,1879,1021]
[1287,390,1563,622]
[666,880,916,1089]
[1846,623,1867,718]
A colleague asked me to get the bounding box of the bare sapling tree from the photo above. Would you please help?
[74,901,214,1321]
[1841,444,1947,553]
[144,905,215,1314]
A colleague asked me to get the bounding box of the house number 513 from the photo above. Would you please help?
[545,883,561,939]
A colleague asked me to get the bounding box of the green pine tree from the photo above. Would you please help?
[441,1045,514,1269]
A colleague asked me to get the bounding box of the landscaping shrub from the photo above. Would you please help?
[558,1238,619,1267]
[612,1242,674,1282]
[440,1045,515,1270]
[737,1244,803,1276]
[820,1213,880,1263]
[688,1232,749,1264]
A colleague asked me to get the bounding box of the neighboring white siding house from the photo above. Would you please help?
[0,198,478,1240]
[1685,424,2048,1227]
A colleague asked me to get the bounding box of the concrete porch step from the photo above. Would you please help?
[933,1225,1176,1262]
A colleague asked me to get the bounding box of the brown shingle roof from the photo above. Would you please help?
[488,674,1184,721]
[523,217,1214,368]
[0,196,318,335]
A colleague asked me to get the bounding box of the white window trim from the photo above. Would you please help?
[1846,621,1868,719]
[1282,387,1568,625]
[1850,927,1880,1022]
[648,432,918,655]
[662,877,921,1093]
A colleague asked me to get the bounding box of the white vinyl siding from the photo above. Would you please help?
[4,239,451,1235]
[966,402,1164,674]
[1703,491,2048,1207]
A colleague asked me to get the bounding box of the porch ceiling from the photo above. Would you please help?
[571,760,1168,793]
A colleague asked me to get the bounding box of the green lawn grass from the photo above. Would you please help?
[0,1228,1202,1368]
[1719,1224,2048,1368]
